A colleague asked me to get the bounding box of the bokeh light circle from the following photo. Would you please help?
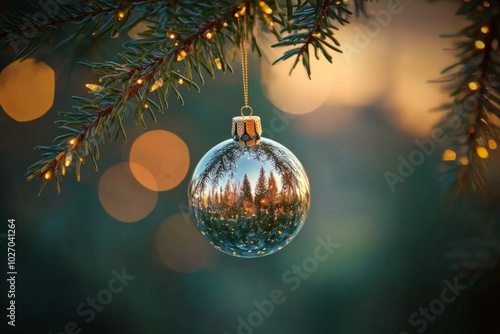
[0,58,55,122]
[155,213,216,273]
[99,163,158,222]
[259,33,333,115]
[261,58,333,115]
[129,130,190,191]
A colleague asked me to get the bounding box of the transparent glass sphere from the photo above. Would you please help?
[188,138,310,258]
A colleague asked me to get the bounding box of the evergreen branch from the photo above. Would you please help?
[436,0,500,199]
[0,0,171,58]
[271,0,351,78]
[26,1,242,195]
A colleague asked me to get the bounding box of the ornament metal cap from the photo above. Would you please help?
[231,116,262,147]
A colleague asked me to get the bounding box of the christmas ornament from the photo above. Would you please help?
[187,13,310,257]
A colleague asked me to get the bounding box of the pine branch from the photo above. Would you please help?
[271,0,351,78]
[435,0,500,199]
[26,1,243,196]
[0,0,171,58]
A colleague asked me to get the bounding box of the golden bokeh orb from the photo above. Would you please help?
[129,130,190,191]
[99,163,158,222]
[0,58,55,122]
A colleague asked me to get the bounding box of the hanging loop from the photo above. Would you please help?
[240,105,253,118]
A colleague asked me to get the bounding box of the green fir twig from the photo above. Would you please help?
[434,0,500,199]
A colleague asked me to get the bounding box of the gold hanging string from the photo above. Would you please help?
[240,11,253,117]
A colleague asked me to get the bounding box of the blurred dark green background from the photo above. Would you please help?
[1,1,500,334]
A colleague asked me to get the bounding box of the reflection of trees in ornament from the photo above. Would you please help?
[240,174,254,213]
[196,167,307,220]
[190,139,309,220]
[188,138,310,257]
[267,172,278,212]
[193,140,305,195]
[193,142,241,194]
[254,167,268,206]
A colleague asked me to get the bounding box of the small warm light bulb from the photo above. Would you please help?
[468,126,475,134]
[44,171,52,180]
[481,26,489,34]
[69,138,77,146]
[214,58,222,70]
[476,146,489,159]
[259,2,273,14]
[178,78,184,85]
[239,6,246,16]
[442,149,456,161]
[180,50,188,57]
[144,104,149,109]
[177,55,183,61]
[64,152,73,167]
[475,40,486,49]
[223,22,228,27]
[136,79,144,85]
[85,84,103,92]
[234,13,239,18]
[468,81,479,91]
[483,1,490,7]
[206,32,213,40]
[150,78,164,92]
[118,12,125,20]
[169,33,176,39]
[488,139,497,150]
[459,156,469,166]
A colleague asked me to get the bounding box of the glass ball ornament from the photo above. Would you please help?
[188,116,310,257]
